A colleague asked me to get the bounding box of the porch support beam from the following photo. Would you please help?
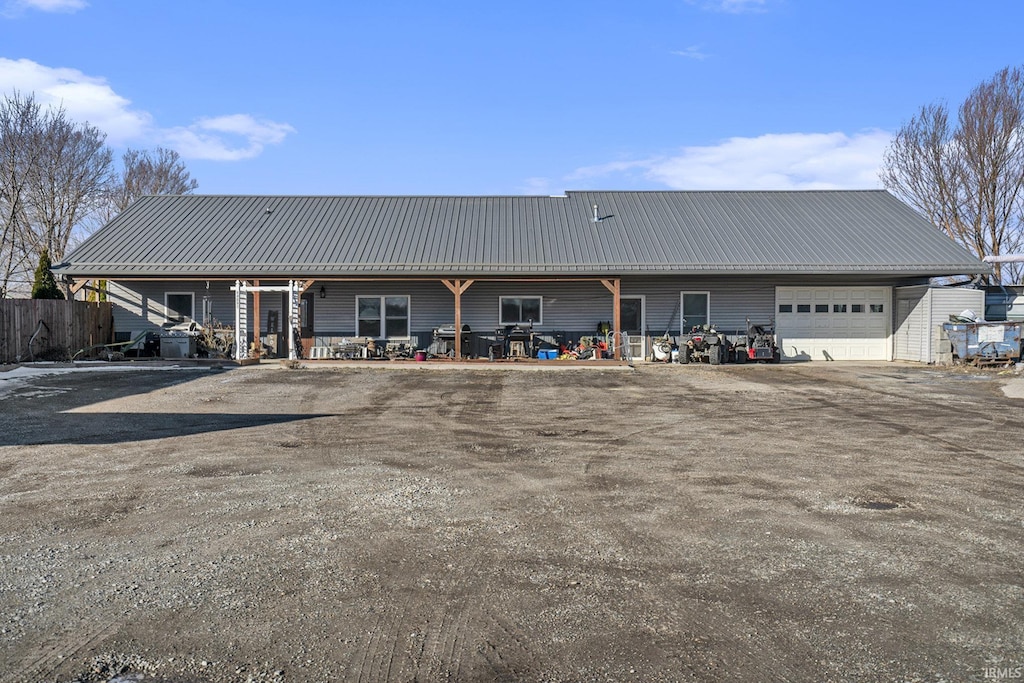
[600,278,622,360]
[443,279,475,359]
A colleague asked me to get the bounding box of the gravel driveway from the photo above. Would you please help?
[1,361,1022,682]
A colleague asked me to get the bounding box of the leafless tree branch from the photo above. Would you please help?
[883,67,1024,284]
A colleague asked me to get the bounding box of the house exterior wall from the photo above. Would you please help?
[108,275,930,359]
[894,286,985,363]
[106,277,777,336]
[107,281,236,338]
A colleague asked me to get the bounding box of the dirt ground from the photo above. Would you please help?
[1,360,1022,683]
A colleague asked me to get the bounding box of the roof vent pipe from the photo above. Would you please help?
[592,204,599,223]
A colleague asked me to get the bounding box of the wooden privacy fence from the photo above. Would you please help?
[0,299,113,363]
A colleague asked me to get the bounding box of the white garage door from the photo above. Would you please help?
[776,287,891,361]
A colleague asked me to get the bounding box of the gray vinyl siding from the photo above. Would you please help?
[925,287,985,361]
[312,281,451,338]
[894,286,985,363]
[895,287,929,362]
[108,281,235,337]
[306,277,777,340]
[104,276,792,342]
[110,276,925,341]
[623,276,776,336]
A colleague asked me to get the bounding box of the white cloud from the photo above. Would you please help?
[0,58,294,160]
[161,115,297,161]
[567,131,893,191]
[672,46,709,61]
[2,0,86,16]
[0,58,150,142]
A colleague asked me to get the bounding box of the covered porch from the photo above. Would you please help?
[233,275,632,362]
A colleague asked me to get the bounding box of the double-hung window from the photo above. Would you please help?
[356,295,410,338]
[680,292,710,331]
[499,296,542,325]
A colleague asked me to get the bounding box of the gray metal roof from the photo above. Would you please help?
[57,190,989,279]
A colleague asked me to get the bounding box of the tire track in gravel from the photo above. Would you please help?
[409,595,475,681]
[350,597,538,682]
[351,589,476,681]
[764,367,1024,472]
[347,542,542,682]
[353,595,410,683]
[13,615,123,683]
[635,589,809,682]
[475,612,539,681]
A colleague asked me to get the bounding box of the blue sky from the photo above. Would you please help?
[2,0,1023,196]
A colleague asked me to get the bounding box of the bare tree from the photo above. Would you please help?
[882,66,1024,284]
[0,93,200,298]
[111,146,198,213]
[0,92,45,297]
[0,92,114,296]
[23,110,113,261]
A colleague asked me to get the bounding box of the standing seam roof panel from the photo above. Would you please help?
[56,191,990,277]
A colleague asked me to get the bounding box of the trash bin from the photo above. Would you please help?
[942,321,1022,364]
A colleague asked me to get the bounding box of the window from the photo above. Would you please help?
[870,304,884,313]
[299,293,315,337]
[851,304,864,313]
[356,295,409,337]
[165,292,194,323]
[797,304,811,313]
[681,292,710,331]
[778,304,793,313]
[815,304,829,313]
[499,296,542,325]
[619,297,643,334]
[833,304,847,313]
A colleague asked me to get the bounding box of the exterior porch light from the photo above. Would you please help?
[319,285,326,299]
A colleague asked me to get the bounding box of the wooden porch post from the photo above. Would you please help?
[600,278,622,360]
[442,279,475,359]
[453,280,463,360]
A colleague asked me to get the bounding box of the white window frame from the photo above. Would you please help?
[499,295,543,325]
[355,294,411,338]
[164,291,195,324]
[619,295,645,334]
[680,291,710,333]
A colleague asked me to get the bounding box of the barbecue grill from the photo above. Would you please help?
[499,324,534,358]
[431,323,472,357]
